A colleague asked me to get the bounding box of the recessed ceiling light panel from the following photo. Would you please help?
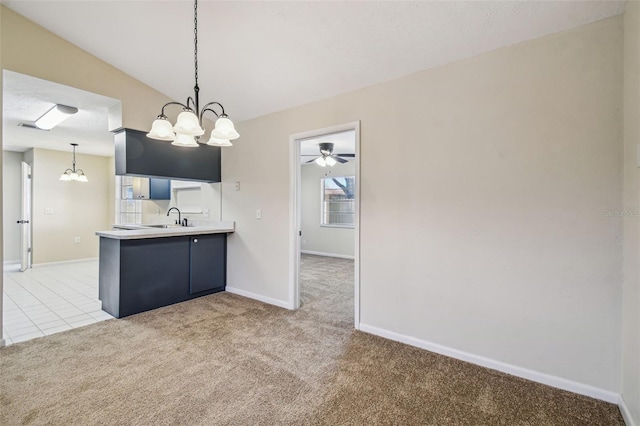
[35,104,78,130]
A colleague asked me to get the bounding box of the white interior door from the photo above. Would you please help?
[19,162,32,272]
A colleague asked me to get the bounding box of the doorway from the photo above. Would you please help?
[289,121,360,329]
[2,70,121,345]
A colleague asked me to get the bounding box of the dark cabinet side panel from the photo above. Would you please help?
[98,238,122,318]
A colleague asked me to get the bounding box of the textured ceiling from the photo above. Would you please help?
[3,70,120,156]
[2,0,627,125]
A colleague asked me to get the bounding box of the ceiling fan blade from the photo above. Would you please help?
[334,153,355,157]
[306,157,319,163]
[334,156,348,163]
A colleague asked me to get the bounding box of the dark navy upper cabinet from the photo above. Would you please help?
[114,128,221,182]
[122,177,170,200]
[149,178,170,200]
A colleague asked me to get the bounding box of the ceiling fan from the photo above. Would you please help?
[304,142,354,167]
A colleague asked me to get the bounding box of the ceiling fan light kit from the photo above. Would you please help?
[307,142,353,167]
[147,0,239,147]
[60,143,88,182]
[35,104,78,130]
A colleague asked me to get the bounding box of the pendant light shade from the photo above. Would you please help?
[173,111,205,136]
[207,134,233,147]
[60,143,88,182]
[315,157,327,167]
[211,116,240,140]
[325,156,337,167]
[171,133,199,147]
[147,117,175,141]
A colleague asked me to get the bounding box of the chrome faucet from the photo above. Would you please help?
[167,207,181,225]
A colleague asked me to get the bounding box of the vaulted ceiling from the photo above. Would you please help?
[3,0,627,124]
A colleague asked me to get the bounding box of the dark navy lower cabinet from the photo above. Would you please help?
[98,234,227,318]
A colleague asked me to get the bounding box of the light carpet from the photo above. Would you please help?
[0,254,624,425]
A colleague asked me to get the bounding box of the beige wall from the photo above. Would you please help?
[223,16,624,393]
[0,6,172,131]
[3,151,23,263]
[623,1,640,423]
[30,148,110,264]
[301,162,355,257]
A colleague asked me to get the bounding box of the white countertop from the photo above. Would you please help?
[96,221,235,240]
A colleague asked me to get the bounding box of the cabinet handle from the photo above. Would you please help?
[193,238,198,243]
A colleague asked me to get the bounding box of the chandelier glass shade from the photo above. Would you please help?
[147,0,238,147]
[60,143,88,182]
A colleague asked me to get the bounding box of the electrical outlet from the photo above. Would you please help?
[256,209,262,220]
[74,237,80,244]
[45,208,54,214]
[235,181,240,191]
[203,209,210,218]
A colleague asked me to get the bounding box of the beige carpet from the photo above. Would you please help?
[0,254,623,425]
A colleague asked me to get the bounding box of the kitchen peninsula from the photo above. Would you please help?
[96,222,234,318]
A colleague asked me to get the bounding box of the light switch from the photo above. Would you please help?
[256,209,262,220]
[45,208,54,214]
[235,181,240,191]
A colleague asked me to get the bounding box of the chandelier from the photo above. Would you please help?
[59,143,88,182]
[146,0,239,147]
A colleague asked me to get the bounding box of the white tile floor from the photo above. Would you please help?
[3,260,114,346]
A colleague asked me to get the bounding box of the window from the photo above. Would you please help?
[115,176,142,224]
[321,176,355,227]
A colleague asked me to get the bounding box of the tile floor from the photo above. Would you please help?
[3,260,114,345]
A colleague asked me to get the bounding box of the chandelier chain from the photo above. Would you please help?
[194,0,198,87]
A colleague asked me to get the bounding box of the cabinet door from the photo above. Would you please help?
[131,177,149,199]
[189,234,226,294]
[149,178,170,200]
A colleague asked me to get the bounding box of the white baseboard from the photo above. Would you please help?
[359,323,620,404]
[301,250,354,260]
[225,286,293,310]
[3,260,20,266]
[32,257,98,268]
[620,395,637,426]
[0,338,5,348]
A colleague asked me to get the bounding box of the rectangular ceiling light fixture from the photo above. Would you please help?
[35,104,78,130]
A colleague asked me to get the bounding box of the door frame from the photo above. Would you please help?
[289,121,361,329]
[20,161,32,271]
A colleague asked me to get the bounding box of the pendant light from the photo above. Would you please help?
[60,143,88,182]
[147,0,239,147]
